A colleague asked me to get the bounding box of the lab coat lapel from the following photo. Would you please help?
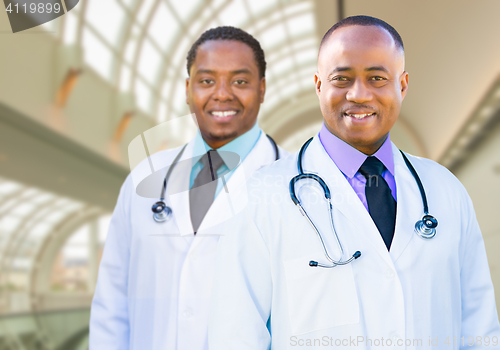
[389,143,421,262]
[194,132,274,240]
[306,136,395,268]
[167,139,197,237]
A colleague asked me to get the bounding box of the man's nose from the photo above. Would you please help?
[345,78,373,103]
[213,81,232,101]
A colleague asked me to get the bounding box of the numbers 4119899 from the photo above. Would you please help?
[5,2,61,14]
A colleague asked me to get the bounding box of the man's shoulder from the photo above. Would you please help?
[403,152,449,172]
[401,151,457,181]
[398,150,469,200]
[277,145,291,159]
[251,149,297,177]
[241,150,297,195]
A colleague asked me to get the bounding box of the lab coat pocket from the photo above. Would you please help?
[283,255,359,335]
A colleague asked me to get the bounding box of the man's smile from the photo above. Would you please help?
[209,110,238,118]
[344,112,377,120]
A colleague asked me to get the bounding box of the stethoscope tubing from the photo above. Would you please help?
[291,138,360,267]
[290,136,438,268]
[159,144,188,201]
[153,135,280,223]
[399,150,429,214]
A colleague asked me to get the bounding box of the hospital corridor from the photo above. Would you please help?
[0,0,499,348]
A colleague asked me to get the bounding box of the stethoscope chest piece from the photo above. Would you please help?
[152,201,173,223]
[414,214,438,239]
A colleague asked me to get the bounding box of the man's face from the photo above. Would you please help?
[186,40,265,149]
[315,25,408,155]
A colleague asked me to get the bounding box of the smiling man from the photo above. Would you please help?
[209,16,500,349]
[186,37,266,150]
[89,26,287,350]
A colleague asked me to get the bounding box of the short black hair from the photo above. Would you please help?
[320,15,404,53]
[186,26,266,78]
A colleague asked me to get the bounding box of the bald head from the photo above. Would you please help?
[318,25,405,75]
[319,15,404,55]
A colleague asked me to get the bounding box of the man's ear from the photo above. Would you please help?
[185,78,190,104]
[259,77,266,103]
[400,71,409,100]
[314,72,321,96]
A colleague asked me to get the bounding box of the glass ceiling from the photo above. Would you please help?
[0,177,81,274]
[0,176,107,312]
[50,0,319,123]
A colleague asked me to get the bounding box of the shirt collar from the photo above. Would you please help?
[318,123,395,178]
[192,122,262,166]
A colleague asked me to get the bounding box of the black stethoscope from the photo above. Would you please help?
[289,137,438,268]
[152,135,280,223]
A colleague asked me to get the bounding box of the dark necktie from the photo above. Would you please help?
[358,156,396,250]
[189,150,225,234]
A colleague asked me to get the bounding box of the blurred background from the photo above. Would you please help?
[0,0,499,348]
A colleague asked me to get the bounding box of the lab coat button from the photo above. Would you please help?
[183,310,192,318]
[392,334,402,342]
[385,269,395,278]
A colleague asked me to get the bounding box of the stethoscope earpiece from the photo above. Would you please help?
[152,201,173,223]
[414,214,438,239]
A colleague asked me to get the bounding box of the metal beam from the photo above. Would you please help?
[439,75,500,172]
[0,102,128,210]
[337,0,344,22]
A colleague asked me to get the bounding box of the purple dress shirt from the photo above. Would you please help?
[318,124,397,212]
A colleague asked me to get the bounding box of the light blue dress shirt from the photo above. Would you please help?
[189,122,262,197]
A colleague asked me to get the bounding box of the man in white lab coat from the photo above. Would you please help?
[89,26,287,349]
[209,16,500,349]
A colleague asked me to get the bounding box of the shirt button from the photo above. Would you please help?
[385,269,395,278]
[183,310,192,318]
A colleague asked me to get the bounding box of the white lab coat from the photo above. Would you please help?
[89,132,288,350]
[209,135,500,350]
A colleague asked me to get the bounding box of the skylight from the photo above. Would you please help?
[62,0,319,122]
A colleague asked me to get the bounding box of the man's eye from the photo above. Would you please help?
[200,79,214,84]
[333,76,349,82]
[234,80,247,85]
[370,76,385,81]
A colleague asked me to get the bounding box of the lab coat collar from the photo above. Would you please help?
[389,143,421,263]
[168,131,274,238]
[165,139,197,237]
[318,124,395,178]
[191,121,261,168]
[179,132,276,260]
[306,136,396,268]
[308,136,424,265]
[196,131,272,235]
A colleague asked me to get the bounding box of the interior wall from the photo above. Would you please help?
[0,11,154,170]
[454,120,500,312]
